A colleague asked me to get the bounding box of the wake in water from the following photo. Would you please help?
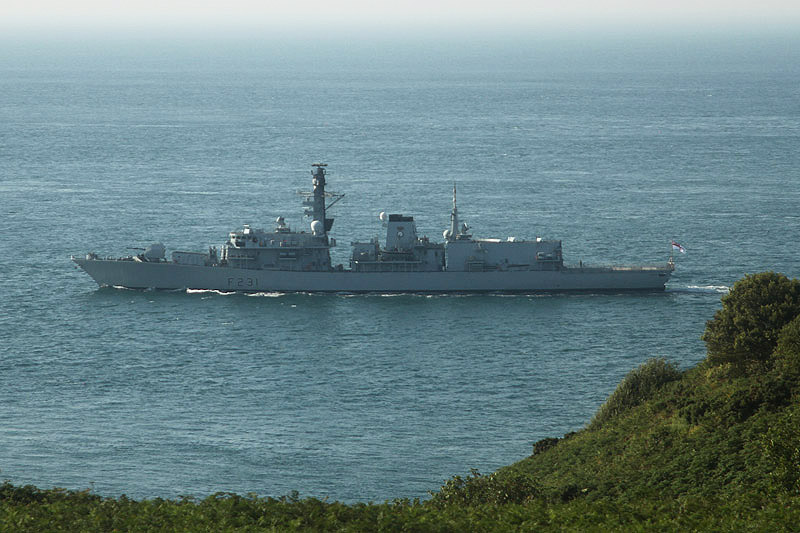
[185,288,236,296]
[668,285,730,294]
[246,292,287,298]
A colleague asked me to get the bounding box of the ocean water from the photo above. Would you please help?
[1,34,799,502]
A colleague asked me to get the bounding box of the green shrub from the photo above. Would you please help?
[590,358,681,428]
[429,469,540,507]
[773,315,800,381]
[702,272,800,367]
[721,377,792,423]
[532,437,561,456]
[763,405,800,495]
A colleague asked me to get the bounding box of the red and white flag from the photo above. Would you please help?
[671,240,686,254]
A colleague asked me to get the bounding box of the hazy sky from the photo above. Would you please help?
[3,0,799,34]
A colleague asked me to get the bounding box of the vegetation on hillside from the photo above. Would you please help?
[3,272,800,531]
[702,271,800,366]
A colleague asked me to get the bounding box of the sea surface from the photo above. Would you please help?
[1,34,799,502]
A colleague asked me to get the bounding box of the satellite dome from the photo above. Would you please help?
[443,229,451,240]
[379,211,387,222]
[311,220,323,235]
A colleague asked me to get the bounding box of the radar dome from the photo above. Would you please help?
[379,212,387,222]
[443,229,451,240]
[311,220,324,235]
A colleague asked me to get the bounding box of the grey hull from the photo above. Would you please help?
[73,258,672,292]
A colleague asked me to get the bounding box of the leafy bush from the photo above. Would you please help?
[763,405,800,494]
[3,485,800,532]
[590,357,681,428]
[719,377,792,423]
[773,314,800,380]
[429,469,541,507]
[532,437,561,456]
[702,272,800,367]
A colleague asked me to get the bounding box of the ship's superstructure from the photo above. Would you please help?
[215,164,340,272]
[73,164,674,292]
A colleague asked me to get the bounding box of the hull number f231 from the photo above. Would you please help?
[228,277,258,289]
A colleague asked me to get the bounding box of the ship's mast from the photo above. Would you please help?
[449,182,459,240]
[302,163,344,236]
[311,163,327,233]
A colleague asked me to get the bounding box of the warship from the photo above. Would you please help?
[73,164,675,292]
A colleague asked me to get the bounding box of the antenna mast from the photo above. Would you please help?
[449,182,459,240]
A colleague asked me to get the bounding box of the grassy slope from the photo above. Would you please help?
[504,364,786,502]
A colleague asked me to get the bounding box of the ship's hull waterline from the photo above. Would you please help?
[72,258,672,293]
